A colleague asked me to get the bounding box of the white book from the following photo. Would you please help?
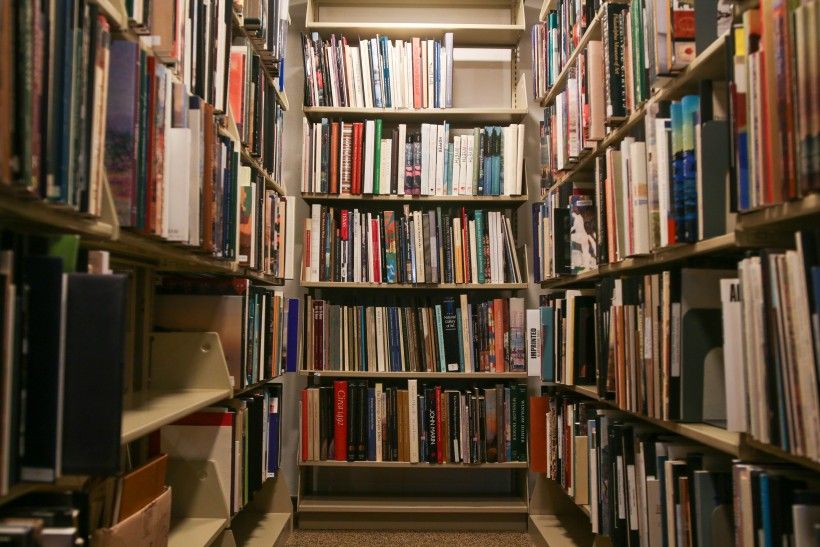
[426,39,435,108]
[372,37,384,107]
[655,118,671,246]
[464,134,474,196]
[284,197,296,279]
[459,133,469,194]
[452,136,462,196]
[793,501,820,547]
[459,293,472,372]
[360,40,374,108]
[555,91,567,170]
[380,139,392,195]
[350,47,364,108]
[526,309,541,377]
[435,124,445,195]
[630,141,650,255]
[397,124,407,195]
[313,123,322,192]
[620,137,635,256]
[325,45,339,107]
[408,379,419,462]
[375,306,385,371]
[166,127,191,242]
[420,40,428,108]
[386,39,395,108]
[375,383,383,461]
[300,118,310,192]
[393,40,404,108]
[363,120,375,193]
[720,278,746,433]
[502,126,514,196]
[420,124,430,195]
[487,212,497,283]
[427,124,438,195]
[444,32,453,107]
[428,210,439,283]
[343,44,356,108]
[439,46,446,110]
[187,105,201,246]
[515,123,525,195]
[309,204,321,281]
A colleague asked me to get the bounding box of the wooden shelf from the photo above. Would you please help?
[736,193,820,230]
[300,461,528,469]
[121,388,233,443]
[303,106,528,124]
[303,281,528,290]
[168,517,227,547]
[101,231,239,275]
[538,0,557,22]
[240,150,286,195]
[529,514,595,547]
[0,190,116,240]
[300,370,528,379]
[545,384,744,457]
[744,437,820,474]
[303,22,524,46]
[298,495,528,514]
[301,193,528,205]
[539,4,604,107]
[233,379,274,397]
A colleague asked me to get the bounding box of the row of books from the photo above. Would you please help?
[300,32,454,109]
[304,295,526,373]
[159,384,283,515]
[303,206,524,285]
[301,380,528,464]
[238,0,290,69]
[0,233,127,495]
[238,188,295,278]
[535,81,733,281]
[529,393,820,547]
[300,120,526,197]
[732,4,820,209]
[155,276,301,389]
[723,232,820,462]
[229,37,287,182]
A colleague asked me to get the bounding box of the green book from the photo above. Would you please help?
[47,235,81,273]
[475,210,485,283]
[446,143,453,194]
[373,119,383,193]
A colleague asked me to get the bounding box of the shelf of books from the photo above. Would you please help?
[528,0,820,544]
[0,0,296,545]
[306,0,526,46]
[297,0,532,529]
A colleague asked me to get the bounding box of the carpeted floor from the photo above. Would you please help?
[285,529,535,546]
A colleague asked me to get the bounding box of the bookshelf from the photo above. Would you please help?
[530,0,820,544]
[297,0,531,530]
[0,1,295,545]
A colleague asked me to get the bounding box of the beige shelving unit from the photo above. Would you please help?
[298,0,531,530]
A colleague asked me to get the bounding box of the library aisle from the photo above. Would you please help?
[0,0,818,546]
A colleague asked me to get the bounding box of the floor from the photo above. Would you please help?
[285,529,535,546]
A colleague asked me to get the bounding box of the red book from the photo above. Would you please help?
[493,299,505,372]
[301,389,309,460]
[329,122,340,194]
[435,386,443,464]
[333,380,348,461]
[461,208,470,283]
[228,49,246,136]
[528,396,548,473]
[412,38,422,109]
[352,123,363,194]
[340,210,349,241]
[370,217,382,283]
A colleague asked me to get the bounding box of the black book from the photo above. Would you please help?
[62,274,127,475]
[347,382,356,461]
[440,298,460,372]
[516,384,528,462]
[357,382,367,460]
[552,207,572,276]
[609,424,628,547]
[448,391,460,463]
[425,387,437,464]
[573,295,597,385]
[20,256,66,482]
[246,393,265,494]
[389,387,398,462]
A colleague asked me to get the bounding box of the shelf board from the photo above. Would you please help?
[303,106,528,124]
[301,193,528,205]
[89,0,129,30]
[229,511,291,547]
[0,190,116,240]
[736,193,820,230]
[121,388,233,443]
[300,370,528,379]
[744,437,820,474]
[545,384,743,456]
[302,281,528,290]
[168,517,228,547]
[529,514,595,547]
[538,0,557,21]
[539,4,604,107]
[100,231,238,274]
[233,379,274,397]
[240,150,286,195]
[298,495,528,514]
[300,461,528,469]
[304,22,524,46]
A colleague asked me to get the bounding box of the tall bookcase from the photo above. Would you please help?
[528,0,820,545]
[0,1,295,546]
[296,0,534,530]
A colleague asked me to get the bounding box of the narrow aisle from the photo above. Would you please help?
[286,529,534,546]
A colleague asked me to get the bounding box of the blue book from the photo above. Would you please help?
[434,40,441,108]
[446,143,454,194]
[760,473,773,547]
[285,299,300,372]
[492,127,501,195]
[681,95,699,242]
[737,132,750,210]
[482,128,492,195]
[671,101,685,243]
[380,36,391,108]
[435,304,446,372]
[370,39,382,108]
[540,306,555,382]
[367,388,376,461]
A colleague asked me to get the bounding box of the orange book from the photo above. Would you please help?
[528,396,548,473]
[412,38,422,109]
[492,299,505,372]
[116,453,168,524]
